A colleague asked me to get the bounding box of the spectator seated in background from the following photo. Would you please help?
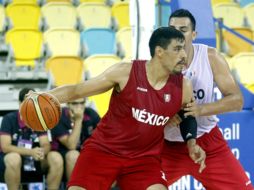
[0,88,63,190]
[50,98,100,181]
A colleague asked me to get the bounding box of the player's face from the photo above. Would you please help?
[169,17,197,49]
[162,39,187,74]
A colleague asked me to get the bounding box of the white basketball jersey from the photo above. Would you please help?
[165,44,219,141]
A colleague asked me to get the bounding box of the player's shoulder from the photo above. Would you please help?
[207,46,222,60]
[118,61,132,69]
[107,61,132,72]
[206,46,227,68]
[107,61,133,77]
[118,61,133,68]
[99,61,133,86]
[192,42,213,53]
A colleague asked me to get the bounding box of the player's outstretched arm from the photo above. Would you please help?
[184,48,243,117]
[28,62,132,104]
[49,63,123,103]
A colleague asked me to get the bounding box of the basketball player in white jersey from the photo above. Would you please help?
[162,9,254,190]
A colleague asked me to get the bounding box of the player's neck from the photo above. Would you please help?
[185,44,194,68]
[146,61,169,86]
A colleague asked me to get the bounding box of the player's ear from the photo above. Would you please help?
[192,31,197,41]
[155,46,163,57]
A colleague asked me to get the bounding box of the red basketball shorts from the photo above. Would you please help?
[161,126,254,190]
[68,147,167,190]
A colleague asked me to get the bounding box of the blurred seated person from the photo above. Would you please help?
[50,98,100,180]
[0,88,63,190]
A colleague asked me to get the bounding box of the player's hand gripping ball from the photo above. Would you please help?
[20,93,61,131]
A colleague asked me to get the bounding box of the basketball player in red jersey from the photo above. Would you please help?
[28,27,206,190]
[162,9,254,190]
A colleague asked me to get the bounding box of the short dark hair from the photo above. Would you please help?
[149,26,185,57]
[169,9,196,31]
[19,88,35,102]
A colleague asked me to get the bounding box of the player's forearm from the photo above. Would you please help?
[48,84,82,104]
[179,110,197,141]
[2,145,33,156]
[187,139,196,149]
[199,93,243,116]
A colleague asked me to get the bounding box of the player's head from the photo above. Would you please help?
[19,88,35,103]
[149,27,186,74]
[169,9,197,47]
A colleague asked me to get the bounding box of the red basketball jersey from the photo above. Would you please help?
[85,60,183,158]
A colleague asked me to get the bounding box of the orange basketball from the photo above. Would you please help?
[20,93,61,131]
